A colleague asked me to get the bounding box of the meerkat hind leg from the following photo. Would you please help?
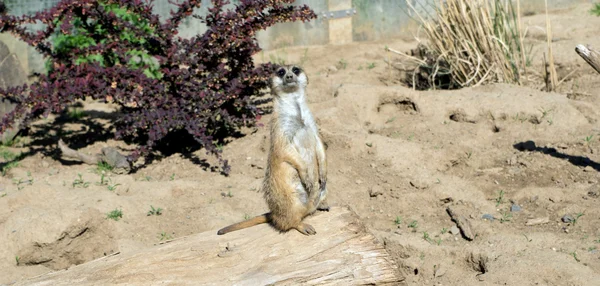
[294,222,317,235]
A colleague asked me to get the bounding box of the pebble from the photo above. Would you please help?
[561,214,574,223]
[482,214,495,221]
[525,217,549,226]
[510,204,522,212]
[355,179,363,185]
[449,225,460,235]
[368,186,383,197]
[327,65,338,73]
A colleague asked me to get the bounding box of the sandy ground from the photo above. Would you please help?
[3,3,600,285]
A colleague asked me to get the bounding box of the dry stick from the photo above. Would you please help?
[544,0,558,90]
[516,0,527,81]
[556,68,579,88]
[575,44,600,75]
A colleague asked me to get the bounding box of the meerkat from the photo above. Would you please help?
[217,64,329,236]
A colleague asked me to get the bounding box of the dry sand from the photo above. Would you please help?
[3,3,600,285]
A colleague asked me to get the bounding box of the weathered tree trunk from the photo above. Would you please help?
[17,207,404,285]
[575,44,600,74]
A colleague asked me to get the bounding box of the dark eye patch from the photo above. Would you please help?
[292,66,301,75]
[277,68,286,77]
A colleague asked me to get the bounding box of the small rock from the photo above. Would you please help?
[449,225,460,235]
[355,179,363,185]
[368,186,383,198]
[41,161,50,168]
[327,65,338,73]
[510,204,522,212]
[409,180,429,190]
[561,214,574,223]
[370,163,377,168]
[525,217,549,226]
[482,214,495,221]
[434,264,446,278]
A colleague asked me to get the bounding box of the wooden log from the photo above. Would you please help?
[17,207,404,285]
[575,44,600,74]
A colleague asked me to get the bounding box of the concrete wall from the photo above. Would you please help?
[0,0,594,76]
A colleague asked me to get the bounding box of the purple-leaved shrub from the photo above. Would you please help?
[0,0,316,174]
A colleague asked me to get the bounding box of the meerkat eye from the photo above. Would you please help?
[277,68,286,77]
[292,66,301,75]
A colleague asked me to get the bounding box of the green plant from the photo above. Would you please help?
[0,148,22,176]
[67,107,85,120]
[97,173,108,186]
[147,205,163,216]
[72,173,90,188]
[408,220,418,228]
[1,136,22,147]
[495,190,505,206]
[337,58,348,69]
[158,231,173,241]
[15,256,19,265]
[585,135,594,145]
[96,161,114,173]
[590,3,600,16]
[106,180,121,191]
[441,228,448,234]
[367,62,376,69]
[500,211,512,223]
[394,216,403,225]
[244,213,251,220]
[169,173,175,181]
[572,212,585,225]
[13,175,33,190]
[423,231,431,242]
[571,251,580,262]
[106,208,123,221]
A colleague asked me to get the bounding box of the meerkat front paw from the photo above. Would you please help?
[317,199,330,212]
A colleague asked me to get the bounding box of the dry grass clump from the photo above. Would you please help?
[403,0,527,90]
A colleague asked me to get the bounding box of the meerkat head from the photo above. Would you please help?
[270,65,308,95]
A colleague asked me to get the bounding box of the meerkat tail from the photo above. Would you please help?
[217,213,270,235]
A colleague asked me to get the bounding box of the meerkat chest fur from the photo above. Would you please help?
[276,89,318,144]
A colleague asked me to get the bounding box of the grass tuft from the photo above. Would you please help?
[404,0,526,89]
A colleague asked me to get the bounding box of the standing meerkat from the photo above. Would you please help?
[217,64,329,236]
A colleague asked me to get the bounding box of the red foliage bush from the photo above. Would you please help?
[0,0,316,174]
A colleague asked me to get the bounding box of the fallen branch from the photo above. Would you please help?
[58,139,131,174]
[575,44,600,74]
